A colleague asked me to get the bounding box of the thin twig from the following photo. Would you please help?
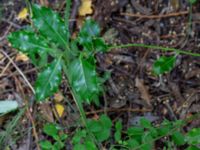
[121,11,189,19]
[86,108,152,115]
[1,49,35,94]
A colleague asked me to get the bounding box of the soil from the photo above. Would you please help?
[0,0,200,149]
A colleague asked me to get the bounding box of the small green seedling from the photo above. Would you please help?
[39,123,68,150]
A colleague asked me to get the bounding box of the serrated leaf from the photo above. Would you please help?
[93,38,108,52]
[32,4,68,48]
[35,58,62,101]
[68,57,101,103]
[8,30,51,66]
[78,19,100,50]
[0,100,18,115]
[153,56,176,75]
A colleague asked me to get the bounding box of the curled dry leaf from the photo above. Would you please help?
[135,77,151,106]
[15,53,29,62]
[54,92,64,102]
[17,8,28,20]
[79,0,93,16]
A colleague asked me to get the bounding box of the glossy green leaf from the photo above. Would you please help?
[153,56,176,75]
[7,30,50,66]
[39,140,53,149]
[0,100,18,115]
[43,123,58,137]
[35,58,62,101]
[68,57,101,103]
[186,128,200,145]
[32,4,68,48]
[93,38,108,52]
[171,131,185,146]
[78,19,100,51]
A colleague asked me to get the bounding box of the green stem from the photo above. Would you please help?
[109,43,200,57]
[65,0,71,44]
[62,62,100,148]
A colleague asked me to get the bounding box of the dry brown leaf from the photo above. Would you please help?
[17,8,28,20]
[39,103,54,122]
[135,77,151,106]
[15,53,29,62]
[55,103,65,117]
[54,92,64,102]
[78,0,93,16]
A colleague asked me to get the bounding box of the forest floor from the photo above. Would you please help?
[0,0,200,150]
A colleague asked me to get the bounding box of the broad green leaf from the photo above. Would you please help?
[43,123,58,137]
[186,128,200,145]
[68,57,101,103]
[171,131,185,146]
[153,56,176,75]
[7,30,50,66]
[35,58,62,101]
[39,140,53,149]
[0,100,18,115]
[32,4,68,48]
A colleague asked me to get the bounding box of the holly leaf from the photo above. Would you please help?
[78,19,100,51]
[7,30,51,67]
[68,56,101,103]
[153,56,176,75]
[35,58,62,101]
[32,4,68,48]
